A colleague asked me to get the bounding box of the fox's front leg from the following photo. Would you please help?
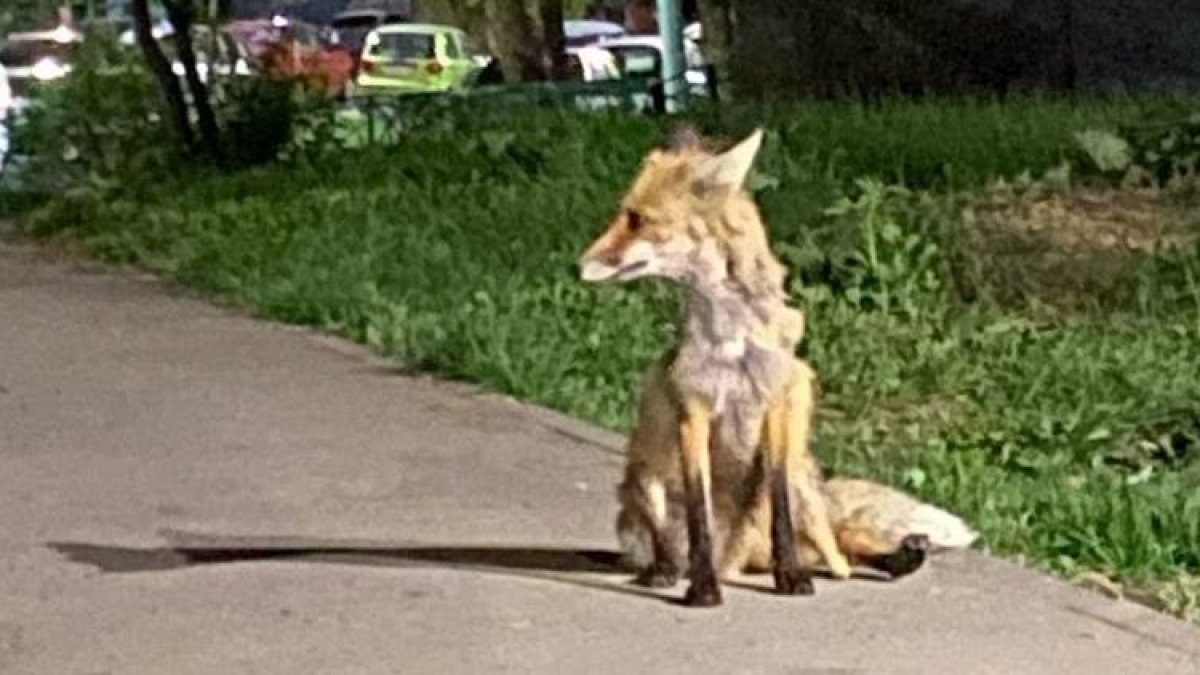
[616,482,681,588]
[763,401,815,594]
[679,399,721,607]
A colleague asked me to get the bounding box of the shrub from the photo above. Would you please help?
[9,29,174,193]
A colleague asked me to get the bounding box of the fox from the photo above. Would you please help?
[578,126,977,607]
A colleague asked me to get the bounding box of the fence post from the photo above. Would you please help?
[656,0,688,112]
[366,97,376,146]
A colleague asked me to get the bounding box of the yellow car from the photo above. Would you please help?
[354,24,480,94]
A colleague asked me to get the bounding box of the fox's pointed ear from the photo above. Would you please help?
[696,128,763,190]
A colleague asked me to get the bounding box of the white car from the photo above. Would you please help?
[565,45,625,111]
[567,45,620,82]
[564,20,625,47]
[0,25,82,112]
[595,34,709,110]
[597,34,707,88]
[0,61,10,174]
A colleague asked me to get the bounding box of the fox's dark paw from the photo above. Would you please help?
[773,566,815,596]
[682,578,723,607]
[634,561,679,589]
[873,534,931,579]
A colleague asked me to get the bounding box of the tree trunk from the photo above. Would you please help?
[540,0,568,80]
[1060,0,1078,91]
[163,0,222,161]
[727,0,805,98]
[484,0,545,82]
[415,0,489,53]
[798,0,836,97]
[129,0,194,151]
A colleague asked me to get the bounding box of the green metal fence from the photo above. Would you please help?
[341,77,668,147]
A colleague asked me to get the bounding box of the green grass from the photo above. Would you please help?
[14,95,1200,615]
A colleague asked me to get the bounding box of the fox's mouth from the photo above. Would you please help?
[580,259,649,283]
[615,260,649,279]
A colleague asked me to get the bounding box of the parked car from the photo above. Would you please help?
[0,25,83,111]
[223,16,323,70]
[353,24,478,95]
[566,46,629,111]
[597,34,709,104]
[224,17,355,97]
[461,45,616,88]
[331,8,410,59]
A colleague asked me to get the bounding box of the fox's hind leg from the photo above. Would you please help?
[617,360,689,589]
[836,525,931,579]
[616,478,682,588]
[719,488,771,578]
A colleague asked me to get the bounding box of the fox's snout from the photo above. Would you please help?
[578,227,622,281]
[579,212,650,283]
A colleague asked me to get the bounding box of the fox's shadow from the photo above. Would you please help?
[49,530,894,604]
[47,530,674,603]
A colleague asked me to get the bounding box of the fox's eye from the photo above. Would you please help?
[626,210,643,232]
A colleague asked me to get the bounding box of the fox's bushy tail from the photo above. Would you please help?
[824,477,979,552]
[903,502,979,550]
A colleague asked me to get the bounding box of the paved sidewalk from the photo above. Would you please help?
[1,233,1198,675]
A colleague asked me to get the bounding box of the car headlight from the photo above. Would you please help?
[31,57,68,81]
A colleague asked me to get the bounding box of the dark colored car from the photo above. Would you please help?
[331,8,410,59]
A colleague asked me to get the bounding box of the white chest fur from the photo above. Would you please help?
[672,335,793,454]
[716,338,747,360]
[670,280,797,453]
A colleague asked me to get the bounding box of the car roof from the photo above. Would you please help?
[598,35,662,49]
[373,23,461,35]
[599,34,702,59]
[563,20,624,37]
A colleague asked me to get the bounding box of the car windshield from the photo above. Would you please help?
[0,39,76,68]
[370,32,434,60]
